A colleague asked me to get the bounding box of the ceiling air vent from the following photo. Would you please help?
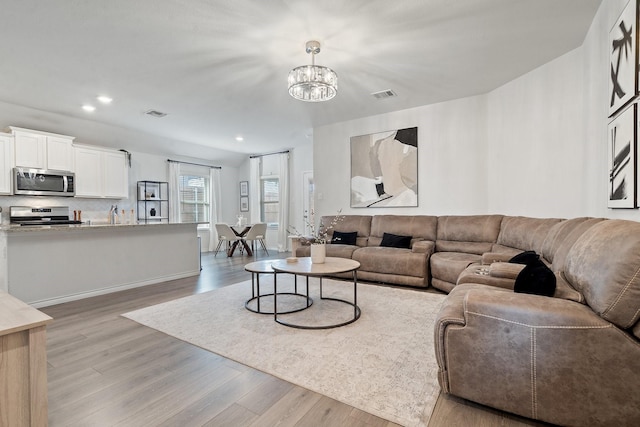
[144,109,167,118]
[371,89,397,99]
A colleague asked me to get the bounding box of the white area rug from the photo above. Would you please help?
[122,276,446,427]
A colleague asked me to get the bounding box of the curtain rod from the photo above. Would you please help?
[167,159,221,169]
[249,149,290,159]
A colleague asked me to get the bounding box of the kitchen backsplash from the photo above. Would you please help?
[0,195,135,225]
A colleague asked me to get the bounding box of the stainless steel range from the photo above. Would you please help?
[10,206,82,226]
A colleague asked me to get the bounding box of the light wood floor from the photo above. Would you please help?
[42,251,549,426]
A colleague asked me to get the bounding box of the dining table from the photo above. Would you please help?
[228,224,253,256]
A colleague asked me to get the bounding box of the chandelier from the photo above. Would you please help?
[288,40,337,102]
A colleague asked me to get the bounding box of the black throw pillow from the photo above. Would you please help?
[331,231,357,245]
[380,232,412,249]
[514,262,556,297]
[509,250,540,265]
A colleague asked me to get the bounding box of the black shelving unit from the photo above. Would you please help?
[137,181,169,223]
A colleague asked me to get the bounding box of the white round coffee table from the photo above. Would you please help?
[270,257,361,329]
[244,260,312,314]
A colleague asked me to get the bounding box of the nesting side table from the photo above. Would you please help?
[244,260,312,314]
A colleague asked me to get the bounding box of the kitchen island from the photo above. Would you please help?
[0,222,200,307]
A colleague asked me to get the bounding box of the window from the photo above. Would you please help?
[179,174,210,223]
[261,177,279,227]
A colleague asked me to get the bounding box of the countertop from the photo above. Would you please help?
[0,290,52,336]
[0,222,198,233]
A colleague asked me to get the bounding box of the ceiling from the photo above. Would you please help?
[0,0,601,165]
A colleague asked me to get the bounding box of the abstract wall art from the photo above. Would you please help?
[350,127,418,208]
[609,0,637,117]
[608,104,636,208]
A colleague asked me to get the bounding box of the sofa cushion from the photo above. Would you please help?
[540,217,589,264]
[436,215,503,255]
[321,215,371,247]
[435,240,494,255]
[296,244,359,259]
[368,215,437,246]
[431,252,481,286]
[331,231,357,245]
[380,232,412,249]
[564,220,640,329]
[496,216,563,254]
[546,218,606,273]
[352,246,427,278]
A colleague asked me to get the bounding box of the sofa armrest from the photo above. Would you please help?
[412,240,435,255]
[437,285,640,425]
[456,263,519,290]
[488,262,524,280]
[462,286,607,327]
[481,252,514,264]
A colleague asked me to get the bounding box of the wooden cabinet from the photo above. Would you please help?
[0,132,14,194]
[0,291,52,426]
[9,127,74,171]
[74,145,128,199]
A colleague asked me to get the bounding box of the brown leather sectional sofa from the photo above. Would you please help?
[295,214,640,426]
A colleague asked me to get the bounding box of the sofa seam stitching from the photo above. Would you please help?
[604,263,640,328]
[465,310,612,329]
[531,328,537,419]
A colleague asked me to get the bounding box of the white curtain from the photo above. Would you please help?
[249,157,261,224]
[209,167,222,251]
[277,152,290,252]
[168,161,181,223]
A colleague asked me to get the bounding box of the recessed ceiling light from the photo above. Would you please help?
[82,105,96,112]
[235,136,244,142]
[97,95,113,104]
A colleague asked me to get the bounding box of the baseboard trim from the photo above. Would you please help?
[28,270,201,308]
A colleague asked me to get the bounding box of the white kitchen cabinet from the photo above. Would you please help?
[0,133,14,194]
[47,136,74,171]
[74,146,103,197]
[103,150,128,198]
[74,145,128,199]
[8,127,74,171]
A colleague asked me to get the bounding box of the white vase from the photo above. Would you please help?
[310,243,326,264]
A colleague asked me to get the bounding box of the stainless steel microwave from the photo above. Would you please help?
[13,168,75,197]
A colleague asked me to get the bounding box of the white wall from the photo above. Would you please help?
[582,0,638,221]
[313,96,488,219]
[314,0,640,223]
[486,48,587,218]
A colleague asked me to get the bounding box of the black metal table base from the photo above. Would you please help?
[245,271,312,315]
[245,293,312,315]
[274,272,360,330]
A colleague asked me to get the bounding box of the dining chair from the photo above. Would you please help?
[214,223,242,257]
[243,223,269,255]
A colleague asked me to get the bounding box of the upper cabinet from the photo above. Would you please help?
[0,132,14,194]
[74,145,128,199]
[8,127,74,171]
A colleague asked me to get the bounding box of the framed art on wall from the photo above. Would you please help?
[609,0,638,117]
[608,103,637,208]
[350,127,418,208]
[239,181,249,196]
[240,196,249,212]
